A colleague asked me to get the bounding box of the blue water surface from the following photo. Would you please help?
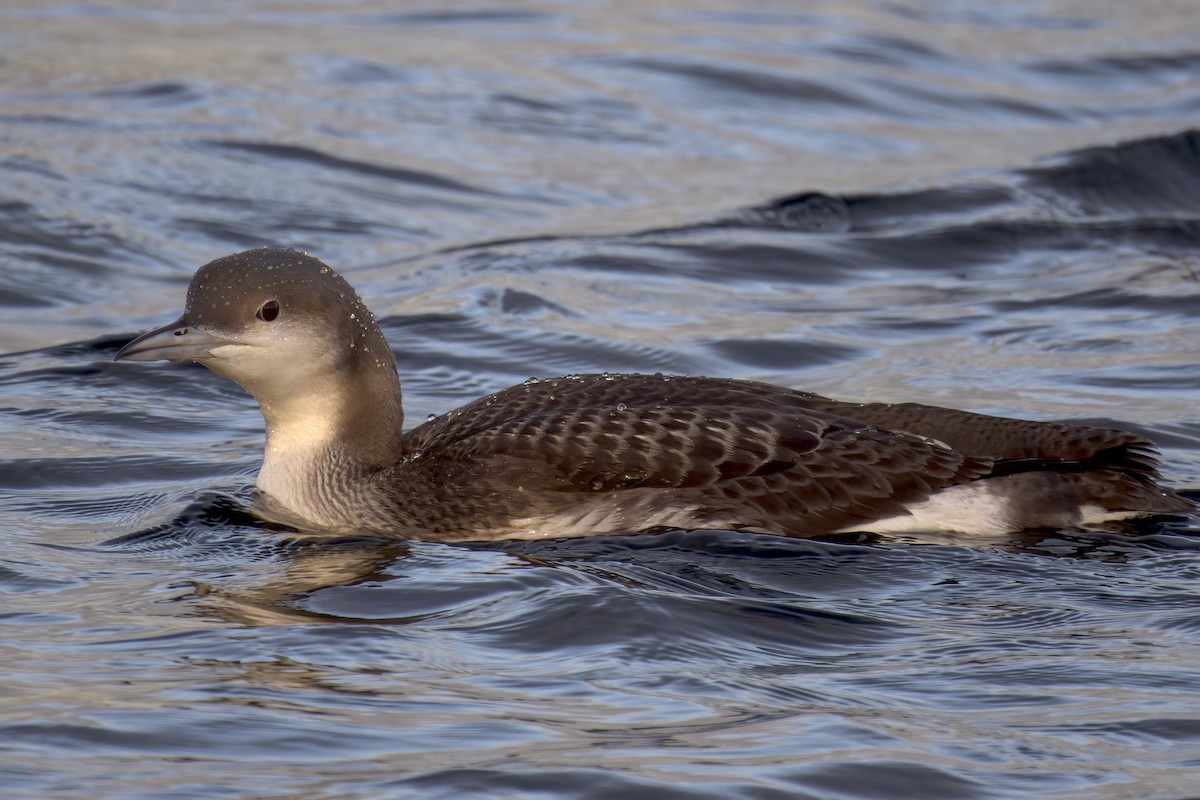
[2,2,1200,798]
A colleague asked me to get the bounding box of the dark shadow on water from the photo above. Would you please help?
[74,485,1200,629]
[99,490,303,552]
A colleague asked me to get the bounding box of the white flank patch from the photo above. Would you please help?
[843,482,1015,536]
[1077,504,1143,526]
[505,494,727,540]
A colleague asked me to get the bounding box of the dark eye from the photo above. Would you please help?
[256,300,280,322]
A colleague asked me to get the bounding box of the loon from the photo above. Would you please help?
[115,248,1192,541]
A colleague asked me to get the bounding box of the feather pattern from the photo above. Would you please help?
[115,250,1193,541]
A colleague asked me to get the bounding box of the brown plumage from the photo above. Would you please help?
[116,248,1192,540]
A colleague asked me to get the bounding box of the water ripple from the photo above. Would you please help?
[3,3,1200,798]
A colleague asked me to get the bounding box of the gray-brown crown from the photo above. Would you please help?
[185,248,395,372]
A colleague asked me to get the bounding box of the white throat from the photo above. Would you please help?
[255,387,349,528]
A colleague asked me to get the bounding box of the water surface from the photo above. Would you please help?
[3,2,1200,798]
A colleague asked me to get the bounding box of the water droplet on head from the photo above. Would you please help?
[588,475,605,491]
[524,376,540,385]
[426,413,438,422]
[616,403,627,412]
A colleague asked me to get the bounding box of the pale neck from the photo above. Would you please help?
[253,365,405,526]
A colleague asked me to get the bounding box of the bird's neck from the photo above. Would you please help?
[253,365,405,529]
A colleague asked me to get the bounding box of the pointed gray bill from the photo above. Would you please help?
[115,318,235,363]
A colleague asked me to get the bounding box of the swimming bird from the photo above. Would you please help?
[115,248,1192,540]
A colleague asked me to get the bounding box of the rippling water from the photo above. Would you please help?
[3,2,1200,798]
